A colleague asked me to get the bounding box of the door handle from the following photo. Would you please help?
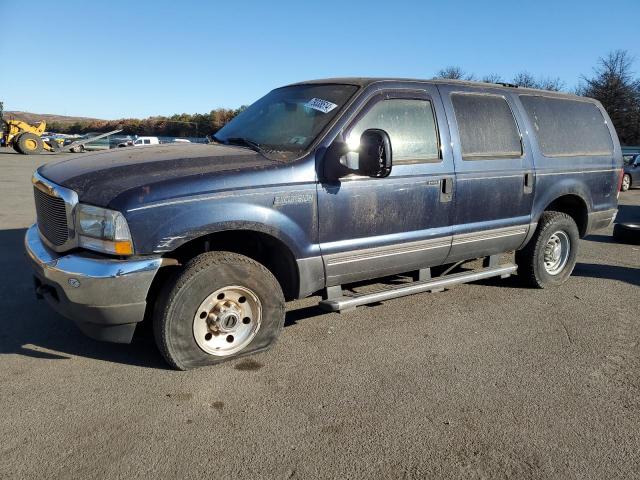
[524,172,533,194]
[440,177,453,203]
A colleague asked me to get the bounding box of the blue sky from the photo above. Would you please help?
[1,0,638,119]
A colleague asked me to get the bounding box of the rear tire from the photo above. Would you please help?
[153,251,285,370]
[621,174,631,192]
[516,211,579,288]
[17,132,43,154]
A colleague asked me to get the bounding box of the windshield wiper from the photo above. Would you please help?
[224,137,264,154]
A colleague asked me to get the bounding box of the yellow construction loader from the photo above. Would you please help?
[1,118,122,155]
[2,119,59,154]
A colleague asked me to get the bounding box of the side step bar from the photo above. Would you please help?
[319,263,517,312]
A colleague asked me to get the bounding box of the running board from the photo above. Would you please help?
[319,263,517,312]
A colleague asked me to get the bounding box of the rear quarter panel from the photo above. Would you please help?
[511,95,622,228]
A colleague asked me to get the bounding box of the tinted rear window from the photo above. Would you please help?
[451,93,522,159]
[519,95,613,157]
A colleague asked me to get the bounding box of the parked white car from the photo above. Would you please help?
[132,136,159,146]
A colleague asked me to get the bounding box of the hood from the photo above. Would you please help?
[38,143,279,207]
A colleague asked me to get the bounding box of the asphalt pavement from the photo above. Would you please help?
[0,147,639,479]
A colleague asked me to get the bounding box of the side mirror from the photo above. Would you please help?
[357,129,392,178]
[322,128,392,180]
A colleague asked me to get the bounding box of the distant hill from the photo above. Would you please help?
[2,107,244,137]
[4,111,105,125]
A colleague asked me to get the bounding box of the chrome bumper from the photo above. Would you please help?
[25,224,162,343]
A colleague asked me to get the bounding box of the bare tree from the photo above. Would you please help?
[481,73,503,84]
[536,77,565,92]
[511,72,564,92]
[434,66,476,81]
[512,71,539,88]
[579,50,640,145]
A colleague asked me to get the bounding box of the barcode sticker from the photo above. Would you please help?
[304,98,338,113]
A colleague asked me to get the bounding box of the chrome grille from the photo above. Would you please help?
[34,187,69,246]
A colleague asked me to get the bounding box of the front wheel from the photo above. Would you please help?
[17,132,44,154]
[12,134,24,153]
[154,251,285,370]
[515,211,579,288]
[621,174,631,192]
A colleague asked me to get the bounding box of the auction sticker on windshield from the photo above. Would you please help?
[304,98,338,113]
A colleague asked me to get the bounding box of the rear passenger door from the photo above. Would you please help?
[438,85,534,262]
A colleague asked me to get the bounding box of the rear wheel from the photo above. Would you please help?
[17,132,43,154]
[621,174,631,192]
[154,251,285,370]
[516,211,579,288]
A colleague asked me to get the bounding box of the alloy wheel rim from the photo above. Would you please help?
[543,231,570,275]
[622,175,630,190]
[193,285,262,356]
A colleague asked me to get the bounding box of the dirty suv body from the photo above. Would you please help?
[26,78,623,369]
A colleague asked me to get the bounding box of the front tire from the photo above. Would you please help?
[17,132,43,154]
[516,211,579,288]
[12,134,24,153]
[621,174,631,192]
[154,251,285,370]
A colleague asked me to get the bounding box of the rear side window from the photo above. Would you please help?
[451,93,522,159]
[519,95,613,157]
[347,98,440,163]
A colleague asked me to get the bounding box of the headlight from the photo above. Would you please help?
[76,204,134,255]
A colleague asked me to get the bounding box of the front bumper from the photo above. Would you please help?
[25,224,162,343]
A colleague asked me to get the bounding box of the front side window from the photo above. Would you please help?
[347,98,440,163]
[519,95,613,157]
[451,93,522,159]
[143,139,150,144]
[215,84,358,160]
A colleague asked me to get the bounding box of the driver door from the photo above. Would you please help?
[317,87,456,286]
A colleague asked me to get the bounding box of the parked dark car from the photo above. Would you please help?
[622,153,640,191]
[25,78,623,369]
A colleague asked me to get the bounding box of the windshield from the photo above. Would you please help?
[214,84,358,159]
[623,154,638,166]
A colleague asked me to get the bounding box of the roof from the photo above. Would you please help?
[288,77,582,99]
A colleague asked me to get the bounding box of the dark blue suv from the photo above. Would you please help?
[622,153,640,191]
[26,78,623,369]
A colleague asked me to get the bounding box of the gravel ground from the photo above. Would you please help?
[0,147,639,479]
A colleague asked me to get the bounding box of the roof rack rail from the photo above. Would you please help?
[495,82,519,88]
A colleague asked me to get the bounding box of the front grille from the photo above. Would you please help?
[34,187,69,246]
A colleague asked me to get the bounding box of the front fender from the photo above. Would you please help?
[124,188,319,258]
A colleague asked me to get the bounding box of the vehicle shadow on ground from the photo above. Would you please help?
[585,234,616,244]
[284,305,328,327]
[572,262,640,287]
